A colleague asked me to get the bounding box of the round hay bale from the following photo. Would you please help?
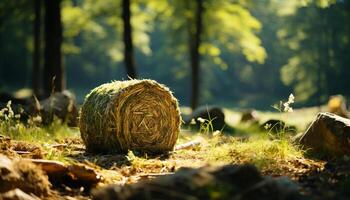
[79,80,181,154]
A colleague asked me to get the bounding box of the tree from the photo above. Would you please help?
[32,0,42,97]
[162,0,266,109]
[122,0,137,79]
[43,0,64,97]
[279,0,349,104]
[189,0,203,109]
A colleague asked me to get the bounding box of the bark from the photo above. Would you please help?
[32,0,42,97]
[189,0,203,110]
[43,0,64,97]
[122,0,137,79]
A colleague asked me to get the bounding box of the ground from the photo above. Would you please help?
[1,106,349,200]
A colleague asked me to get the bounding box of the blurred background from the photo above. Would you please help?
[0,0,349,110]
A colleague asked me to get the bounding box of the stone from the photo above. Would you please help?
[0,155,51,197]
[27,159,101,188]
[239,177,300,200]
[296,112,350,157]
[92,164,302,200]
[260,119,296,134]
[184,106,226,131]
[240,110,259,123]
[40,91,78,126]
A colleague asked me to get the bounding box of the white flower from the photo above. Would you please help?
[190,118,196,125]
[6,100,11,108]
[0,108,8,117]
[32,115,42,123]
[264,123,272,130]
[197,117,206,123]
[283,93,295,113]
[213,130,222,137]
[288,94,295,104]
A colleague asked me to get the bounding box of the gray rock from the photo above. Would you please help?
[296,112,350,157]
[240,110,259,123]
[0,155,51,197]
[40,91,78,126]
[260,119,296,134]
[92,164,302,200]
[238,177,301,200]
[184,106,226,131]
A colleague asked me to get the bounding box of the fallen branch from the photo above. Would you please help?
[175,140,201,151]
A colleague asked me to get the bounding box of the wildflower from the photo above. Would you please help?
[32,115,42,123]
[264,123,272,130]
[213,130,222,137]
[197,117,206,123]
[6,101,14,118]
[288,94,295,104]
[14,114,21,119]
[283,93,294,113]
[190,118,196,125]
[0,108,8,117]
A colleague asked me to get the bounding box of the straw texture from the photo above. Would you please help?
[79,79,181,154]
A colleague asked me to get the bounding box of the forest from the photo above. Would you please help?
[1,0,350,200]
[1,0,350,108]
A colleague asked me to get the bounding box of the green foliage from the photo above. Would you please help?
[279,1,350,103]
[1,0,350,107]
[0,101,78,142]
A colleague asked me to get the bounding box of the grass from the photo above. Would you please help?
[0,120,79,143]
[0,99,320,184]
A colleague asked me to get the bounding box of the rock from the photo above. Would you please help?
[40,91,78,126]
[260,119,296,134]
[0,155,51,197]
[184,106,226,131]
[0,92,31,105]
[92,164,302,200]
[328,95,349,118]
[28,159,68,175]
[0,91,78,126]
[240,110,259,123]
[0,189,40,200]
[67,164,101,186]
[239,177,300,200]
[28,159,101,188]
[296,112,350,157]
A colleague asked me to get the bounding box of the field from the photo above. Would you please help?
[1,105,349,200]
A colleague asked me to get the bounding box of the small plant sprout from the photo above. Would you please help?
[197,117,217,135]
[268,93,296,139]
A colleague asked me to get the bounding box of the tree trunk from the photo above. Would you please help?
[32,0,42,97]
[189,0,203,110]
[43,0,64,97]
[122,0,137,79]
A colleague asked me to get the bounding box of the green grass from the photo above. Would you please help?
[204,135,303,170]
[0,119,79,143]
[1,100,309,175]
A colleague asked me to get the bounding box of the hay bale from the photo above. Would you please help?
[79,80,181,154]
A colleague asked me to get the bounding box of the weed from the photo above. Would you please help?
[266,93,295,139]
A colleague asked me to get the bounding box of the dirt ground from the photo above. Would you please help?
[1,133,350,200]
